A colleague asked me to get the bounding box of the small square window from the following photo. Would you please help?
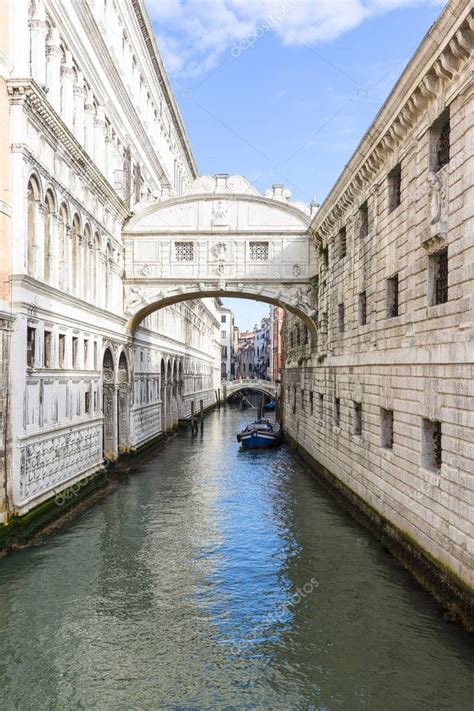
[388,163,402,212]
[422,418,442,470]
[428,248,448,306]
[386,275,399,318]
[221,315,226,323]
[353,401,362,436]
[381,408,394,449]
[358,291,367,326]
[338,303,345,332]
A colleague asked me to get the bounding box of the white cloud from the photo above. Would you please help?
[145,0,446,78]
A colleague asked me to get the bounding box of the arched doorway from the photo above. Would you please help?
[102,347,116,461]
[117,351,130,452]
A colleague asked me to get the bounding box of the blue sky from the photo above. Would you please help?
[147,0,445,329]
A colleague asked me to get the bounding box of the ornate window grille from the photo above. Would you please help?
[249,241,269,261]
[175,241,194,262]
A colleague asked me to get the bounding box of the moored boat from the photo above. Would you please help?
[236,419,282,449]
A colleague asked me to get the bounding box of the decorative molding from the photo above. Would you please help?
[311,4,473,242]
[19,425,102,503]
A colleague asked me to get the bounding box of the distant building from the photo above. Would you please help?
[236,330,255,378]
[219,305,235,380]
[254,316,271,379]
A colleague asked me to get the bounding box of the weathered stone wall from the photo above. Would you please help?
[283,1,473,589]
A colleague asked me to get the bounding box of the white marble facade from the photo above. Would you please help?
[0,0,221,518]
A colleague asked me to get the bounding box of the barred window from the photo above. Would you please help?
[422,418,442,470]
[353,401,362,436]
[388,163,402,213]
[386,275,399,318]
[339,227,347,259]
[429,248,448,306]
[338,303,345,332]
[249,241,269,261]
[437,120,450,171]
[359,201,369,238]
[381,408,394,449]
[175,241,194,262]
[358,291,367,326]
[431,109,450,172]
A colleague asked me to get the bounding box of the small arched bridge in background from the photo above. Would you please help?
[123,174,319,340]
[223,379,279,400]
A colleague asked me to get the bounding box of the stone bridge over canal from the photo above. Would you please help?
[223,379,279,400]
[122,174,319,339]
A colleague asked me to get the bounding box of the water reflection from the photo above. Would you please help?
[0,406,472,710]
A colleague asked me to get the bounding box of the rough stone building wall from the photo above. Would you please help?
[283,1,473,589]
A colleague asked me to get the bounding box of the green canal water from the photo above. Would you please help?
[0,406,472,710]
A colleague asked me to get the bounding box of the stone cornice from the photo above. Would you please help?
[124,192,311,233]
[130,0,198,179]
[7,78,131,223]
[65,1,172,192]
[311,1,474,242]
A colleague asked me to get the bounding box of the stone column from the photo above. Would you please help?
[73,70,85,145]
[46,27,61,112]
[29,3,47,86]
[94,105,106,173]
[84,89,95,156]
[60,51,74,129]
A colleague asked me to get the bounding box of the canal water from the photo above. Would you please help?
[0,406,472,710]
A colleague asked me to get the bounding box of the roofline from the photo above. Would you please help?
[311,0,469,233]
[124,191,311,231]
[131,0,199,179]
